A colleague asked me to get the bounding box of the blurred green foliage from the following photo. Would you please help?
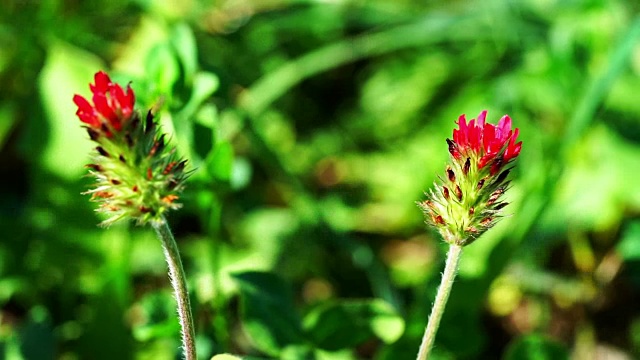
[2,0,640,359]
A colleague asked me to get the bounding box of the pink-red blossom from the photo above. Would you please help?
[73,71,135,135]
[449,110,522,172]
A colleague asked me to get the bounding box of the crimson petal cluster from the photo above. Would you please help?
[448,110,522,174]
[73,71,135,135]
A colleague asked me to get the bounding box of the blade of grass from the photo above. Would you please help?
[563,16,640,149]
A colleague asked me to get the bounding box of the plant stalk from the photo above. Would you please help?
[416,244,463,360]
[153,216,197,360]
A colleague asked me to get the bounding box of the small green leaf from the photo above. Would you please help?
[304,299,404,351]
[191,71,219,107]
[211,355,244,360]
[503,334,569,360]
[19,306,55,360]
[232,271,306,356]
[170,23,198,84]
[38,40,102,179]
[0,103,16,150]
[281,344,315,360]
[146,43,180,96]
[206,141,234,182]
[618,220,640,261]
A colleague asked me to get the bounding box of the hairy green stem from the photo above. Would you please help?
[416,244,463,360]
[153,216,197,360]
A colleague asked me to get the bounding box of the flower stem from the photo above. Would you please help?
[153,216,197,360]
[416,244,463,360]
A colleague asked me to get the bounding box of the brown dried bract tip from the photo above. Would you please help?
[86,164,101,171]
[163,162,177,175]
[167,179,179,190]
[87,128,100,141]
[93,191,113,199]
[487,188,505,205]
[463,158,470,176]
[175,160,187,173]
[495,169,511,184]
[145,111,155,134]
[454,185,463,201]
[494,202,508,210]
[465,226,479,235]
[442,186,450,200]
[446,138,458,157]
[149,135,166,157]
[480,216,493,227]
[96,146,109,157]
[433,214,445,225]
[125,133,134,148]
[446,166,456,183]
[477,178,485,190]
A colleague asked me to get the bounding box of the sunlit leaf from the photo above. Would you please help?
[304,299,404,351]
[206,141,234,182]
[38,40,102,179]
[170,23,198,84]
[618,220,640,261]
[232,271,306,356]
[504,334,569,360]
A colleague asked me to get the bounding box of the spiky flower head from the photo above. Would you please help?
[74,71,189,226]
[418,110,522,246]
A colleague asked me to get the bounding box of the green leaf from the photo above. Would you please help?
[211,355,244,360]
[0,103,16,150]
[170,23,198,84]
[191,72,219,107]
[146,42,180,96]
[19,306,55,360]
[206,141,234,182]
[232,271,306,356]
[281,344,315,360]
[37,40,102,179]
[618,220,640,261]
[132,291,180,341]
[304,299,404,351]
[503,334,569,360]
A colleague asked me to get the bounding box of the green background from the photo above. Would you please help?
[1,0,640,359]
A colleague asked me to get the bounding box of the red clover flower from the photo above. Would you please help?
[418,110,522,245]
[74,71,188,226]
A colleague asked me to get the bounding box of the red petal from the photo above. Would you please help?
[454,114,468,147]
[93,93,118,124]
[90,71,111,93]
[496,115,512,137]
[73,95,100,127]
[504,128,522,162]
[123,85,135,114]
[476,110,487,127]
[111,84,131,120]
[73,94,92,112]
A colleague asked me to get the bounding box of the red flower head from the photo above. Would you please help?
[447,110,522,174]
[73,71,135,135]
[73,71,189,226]
[418,110,522,246]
